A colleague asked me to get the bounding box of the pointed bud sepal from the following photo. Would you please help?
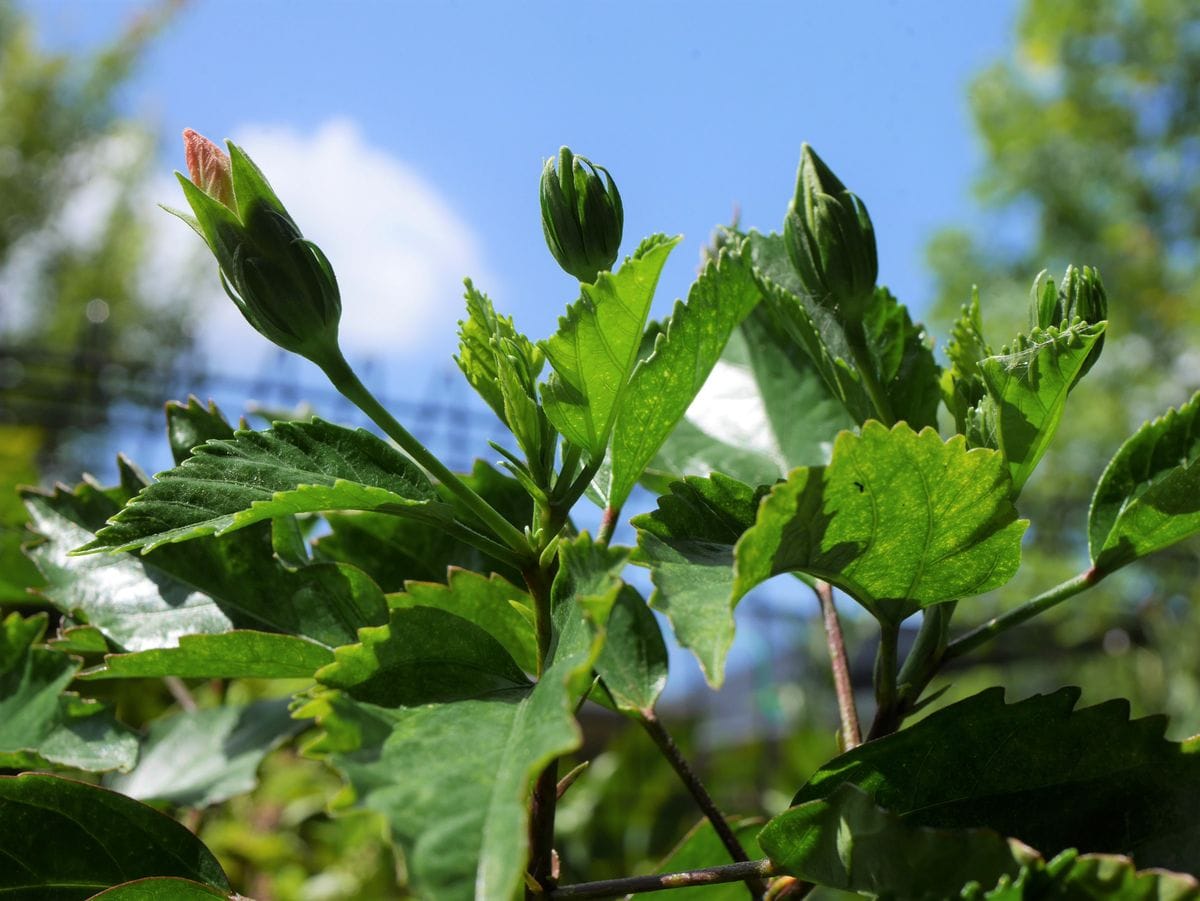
[540,146,624,284]
[172,130,342,368]
[784,143,878,326]
[1028,265,1108,379]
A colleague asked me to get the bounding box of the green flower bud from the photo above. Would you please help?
[1060,264,1108,325]
[784,143,878,326]
[174,129,342,367]
[540,146,624,283]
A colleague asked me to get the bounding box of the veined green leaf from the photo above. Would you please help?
[0,774,231,899]
[605,247,761,508]
[165,396,236,465]
[540,235,680,457]
[594,585,668,715]
[106,699,300,807]
[978,320,1107,493]
[761,783,1034,898]
[633,474,768,687]
[81,631,333,680]
[24,480,387,654]
[1089,391,1200,572]
[792,687,1200,871]
[0,613,137,773]
[303,602,600,901]
[735,422,1026,623]
[76,418,451,555]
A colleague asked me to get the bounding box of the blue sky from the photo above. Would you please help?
[32,0,1019,389]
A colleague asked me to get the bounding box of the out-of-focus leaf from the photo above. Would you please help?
[164,396,235,465]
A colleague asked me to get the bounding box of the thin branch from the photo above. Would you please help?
[944,568,1102,663]
[548,859,775,899]
[597,506,620,547]
[528,761,560,897]
[640,710,767,899]
[163,676,197,712]
[814,581,860,748]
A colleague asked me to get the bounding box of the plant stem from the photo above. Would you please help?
[944,567,1103,663]
[597,506,619,547]
[528,760,560,897]
[896,602,954,703]
[442,520,527,568]
[867,619,900,740]
[845,322,894,425]
[640,709,766,900]
[548,860,776,899]
[319,349,531,555]
[814,581,860,748]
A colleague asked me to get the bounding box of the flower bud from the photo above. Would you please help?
[784,143,878,326]
[1060,264,1108,325]
[540,146,623,283]
[173,130,342,367]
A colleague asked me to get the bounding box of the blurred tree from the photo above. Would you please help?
[925,0,1200,734]
[0,0,195,476]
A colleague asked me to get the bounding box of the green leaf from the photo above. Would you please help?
[0,613,138,773]
[24,481,387,654]
[303,603,599,901]
[734,422,1027,623]
[86,878,232,899]
[604,246,762,508]
[977,320,1107,493]
[760,783,1033,899]
[594,585,668,714]
[540,235,680,457]
[77,419,450,555]
[106,699,301,807]
[1089,391,1200,572]
[633,474,768,687]
[634,817,763,900]
[164,396,236,465]
[315,460,530,589]
[972,850,1200,900]
[748,231,941,429]
[792,687,1200,871]
[0,773,231,899]
[80,631,333,680]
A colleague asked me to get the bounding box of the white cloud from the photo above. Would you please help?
[149,118,492,373]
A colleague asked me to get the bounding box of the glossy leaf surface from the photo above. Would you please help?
[0,613,137,772]
[633,474,767,686]
[540,235,679,457]
[78,418,449,554]
[1089,391,1200,572]
[0,774,230,900]
[735,422,1026,622]
[81,631,333,680]
[792,687,1200,870]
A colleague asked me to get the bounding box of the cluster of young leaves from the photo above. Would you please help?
[6,139,1200,901]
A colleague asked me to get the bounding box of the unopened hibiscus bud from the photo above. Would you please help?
[183,128,234,211]
[1060,264,1108,325]
[784,143,878,327]
[171,130,342,368]
[540,146,624,283]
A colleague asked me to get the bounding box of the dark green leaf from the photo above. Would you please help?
[792,687,1200,870]
[1089,391,1200,572]
[303,602,599,901]
[594,585,668,714]
[604,247,762,508]
[106,699,301,807]
[760,783,1033,899]
[0,774,230,900]
[81,631,333,680]
[86,878,232,899]
[0,613,137,773]
[164,396,235,466]
[540,235,680,456]
[634,817,763,900]
[977,320,1107,493]
[633,474,768,686]
[24,481,387,653]
[735,422,1026,623]
[391,570,537,676]
[315,461,530,589]
[77,419,450,555]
